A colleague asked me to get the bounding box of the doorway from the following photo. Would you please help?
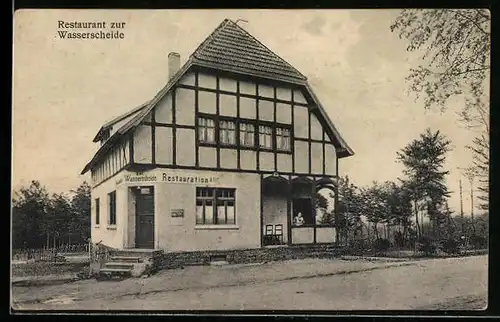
[135,186,155,249]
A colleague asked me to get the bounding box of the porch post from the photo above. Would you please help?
[312,176,317,244]
[260,173,264,248]
[287,175,292,246]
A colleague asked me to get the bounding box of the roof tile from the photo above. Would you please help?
[192,19,306,82]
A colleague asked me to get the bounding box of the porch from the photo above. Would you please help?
[260,173,338,247]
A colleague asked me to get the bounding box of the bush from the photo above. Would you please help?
[441,238,460,254]
[373,238,391,252]
[416,236,438,256]
[469,234,488,249]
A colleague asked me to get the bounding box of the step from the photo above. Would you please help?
[110,256,142,263]
[103,262,135,269]
[99,267,132,278]
[210,260,229,266]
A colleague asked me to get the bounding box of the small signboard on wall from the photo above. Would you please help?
[171,209,184,218]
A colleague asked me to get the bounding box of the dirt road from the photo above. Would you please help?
[12,255,487,311]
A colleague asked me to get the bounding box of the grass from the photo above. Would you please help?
[12,261,89,278]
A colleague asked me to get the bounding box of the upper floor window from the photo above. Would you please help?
[276,127,291,151]
[219,120,236,146]
[259,125,273,149]
[198,117,216,143]
[239,122,255,147]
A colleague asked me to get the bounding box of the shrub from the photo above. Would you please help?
[469,234,488,249]
[373,238,391,252]
[416,236,438,256]
[441,238,460,254]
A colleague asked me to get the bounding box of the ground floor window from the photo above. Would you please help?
[108,191,116,225]
[196,187,236,225]
[95,198,100,225]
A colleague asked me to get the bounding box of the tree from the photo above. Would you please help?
[12,181,51,249]
[362,181,391,241]
[69,181,91,244]
[397,128,452,238]
[390,9,490,212]
[336,176,364,246]
[12,180,91,250]
[47,193,73,247]
[386,182,413,244]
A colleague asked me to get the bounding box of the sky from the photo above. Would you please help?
[12,9,485,214]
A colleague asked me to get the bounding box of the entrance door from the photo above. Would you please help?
[135,186,155,249]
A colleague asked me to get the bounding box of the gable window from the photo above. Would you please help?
[108,191,116,225]
[198,117,216,143]
[95,198,100,226]
[219,120,236,146]
[196,187,236,225]
[259,125,273,149]
[276,127,291,151]
[239,122,255,147]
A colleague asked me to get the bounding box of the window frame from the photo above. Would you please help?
[219,119,237,147]
[198,115,217,146]
[197,112,293,154]
[276,126,292,152]
[95,198,100,226]
[108,191,117,226]
[196,187,236,225]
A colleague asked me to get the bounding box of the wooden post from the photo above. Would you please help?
[459,177,465,236]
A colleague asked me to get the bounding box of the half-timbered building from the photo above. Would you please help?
[81,19,354,252]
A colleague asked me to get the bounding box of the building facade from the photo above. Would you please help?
[81,19,354,252]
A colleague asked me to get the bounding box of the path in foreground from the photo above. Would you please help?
[13,255,487,311]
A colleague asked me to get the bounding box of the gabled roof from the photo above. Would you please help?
[81,19,354,175]
[92,101,150,142]
[191,19,307,84]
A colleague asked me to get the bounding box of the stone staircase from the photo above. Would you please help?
[96,249,163,280]
[98,255,143,279]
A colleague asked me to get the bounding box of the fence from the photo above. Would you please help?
[12,241,116,263]
[89,241,115,263]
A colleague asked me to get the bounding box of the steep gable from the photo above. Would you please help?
[191,19,307,84]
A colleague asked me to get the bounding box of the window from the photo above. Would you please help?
[95,198,100,225]
[259,125,273,149]
[196,188,236,225]
[108,191,116,225]
[198,117,216,143]
[276,127,291,151]
[239,122,255,147]
[219,120,236,145]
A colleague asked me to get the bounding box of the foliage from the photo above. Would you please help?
[335,176,364,244]
[391,9,490,212]
[466,135,490,211]
[469,234,488,249]
[373,238,391,252]
[416,236,439,256]
[390,9,490,126]
[397,128,452,238]
[12,181,51,249]
[441,238,459,254]
[12,181,92,249]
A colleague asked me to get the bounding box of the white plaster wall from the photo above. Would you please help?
[91,172,127,249]
[133,125,152,164]
[325,143,337,176]
[291,227,314,244]
[152,169,261,251]
[294,107,309,138]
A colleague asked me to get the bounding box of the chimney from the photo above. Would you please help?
[168,52,181,80]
